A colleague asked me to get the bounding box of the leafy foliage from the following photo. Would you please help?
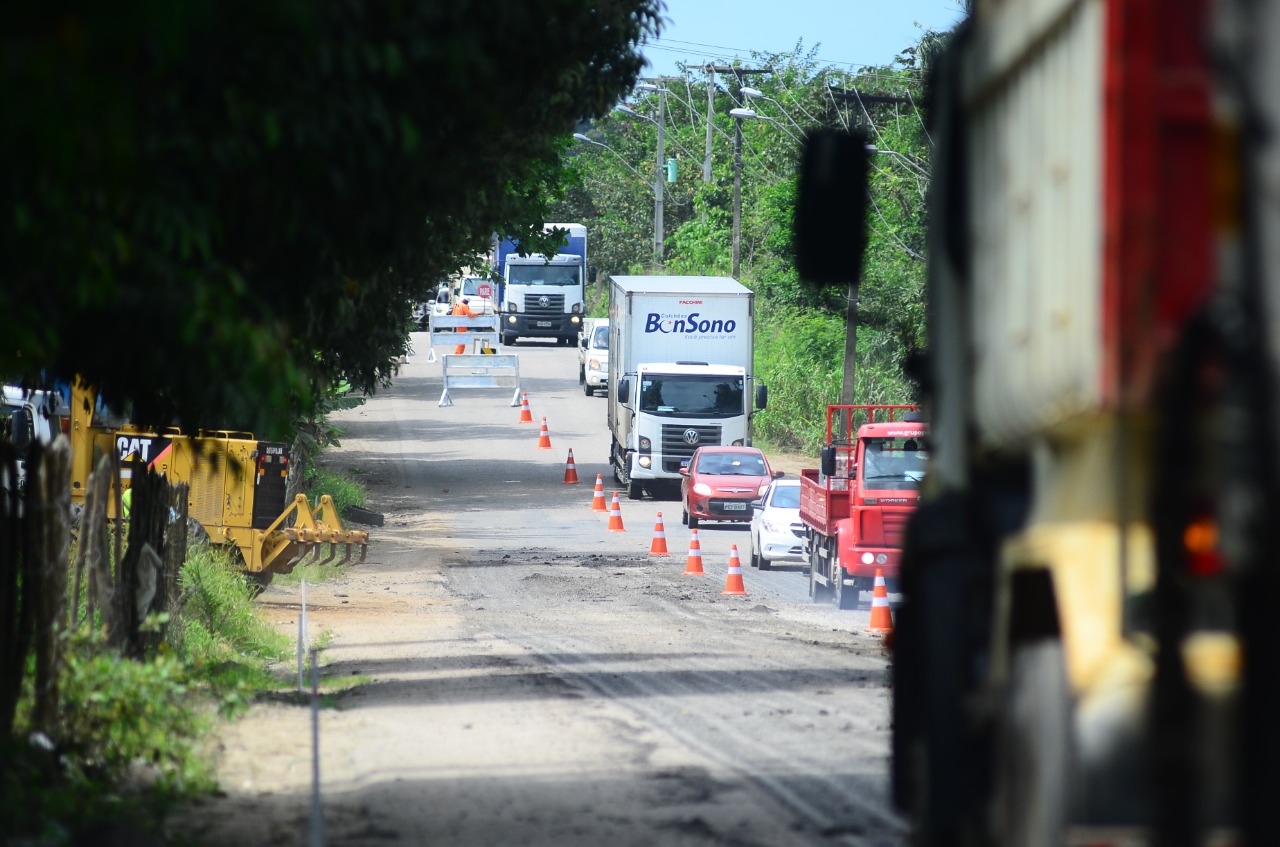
[3,0,662,436]
[558,31,949,448]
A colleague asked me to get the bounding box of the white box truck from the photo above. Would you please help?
[607,276,766,499]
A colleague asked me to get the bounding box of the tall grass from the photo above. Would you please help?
[2,544,293,842]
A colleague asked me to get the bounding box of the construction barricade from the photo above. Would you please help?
[439,354,522,407]
[425,313,502,361]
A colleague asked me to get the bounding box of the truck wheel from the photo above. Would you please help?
[627,479,643,501]
[833,568,858,609]
[808,560,831,602]
[503,333,517,346]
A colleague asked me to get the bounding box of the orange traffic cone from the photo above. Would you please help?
[722,545,747,595]
[866,569,894,634]
[649,512,670,556]
[590,474,608,512]
[606,492,626,532]
[563,449,580,484]
[537,417,552,450]
[683,529,705,575]
[517,393,534,424]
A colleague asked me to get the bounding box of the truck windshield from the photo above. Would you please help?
[861,436,928,490]
[507,265,581,286]
[639,375,744,418]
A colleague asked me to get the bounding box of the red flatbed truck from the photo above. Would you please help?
[800,404,925,609]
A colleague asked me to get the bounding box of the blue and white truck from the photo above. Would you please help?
[494,222,589,346]
[607,276,766,499]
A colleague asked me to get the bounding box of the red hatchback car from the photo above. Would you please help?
[679,446,783,528]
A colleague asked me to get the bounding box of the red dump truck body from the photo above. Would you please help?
[800,405,924,609]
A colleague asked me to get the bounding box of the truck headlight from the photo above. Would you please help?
[638,456,652,469]
[507,315,517,325]
[731,438,745,446]
[571,302,583,314]
[506,302,517,313]
[638,436,651,452]
[570,314,581,325]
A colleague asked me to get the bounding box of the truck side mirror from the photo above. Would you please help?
[755,383,768,410]
[820,445,836,478]
[618,378,630,403]
[795,129,870,286]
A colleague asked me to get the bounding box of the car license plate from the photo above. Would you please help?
[723,502,746,511]
[536,321,554,328]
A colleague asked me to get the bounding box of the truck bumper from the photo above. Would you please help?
[841,547,900,580]
[504,314,582,337]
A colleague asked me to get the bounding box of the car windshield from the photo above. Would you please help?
[697,452,767,476]
[861,436,928,490]
[639,375,744,418]
[507,265,581,286]
[590,325,609,349]
[768,485,800,508]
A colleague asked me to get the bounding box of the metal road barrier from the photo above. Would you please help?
[425,313,502,361]
[439,353,522,407]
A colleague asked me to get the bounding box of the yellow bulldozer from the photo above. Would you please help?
[66,383,368,585]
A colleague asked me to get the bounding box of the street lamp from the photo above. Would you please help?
[740,87,808,138]
[572,133,652,187]
[615,92,664,265]
[727,107,803,145]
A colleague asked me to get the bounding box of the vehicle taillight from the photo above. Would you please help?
[1183,515,1223,576]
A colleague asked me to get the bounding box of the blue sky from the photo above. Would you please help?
[641,0,968,78]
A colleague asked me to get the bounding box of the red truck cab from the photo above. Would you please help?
[800,405,925,609]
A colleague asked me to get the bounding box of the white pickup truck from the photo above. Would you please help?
[578,318,609,397]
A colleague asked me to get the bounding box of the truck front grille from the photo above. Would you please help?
[660,424,723,472]
[524,294,565,318]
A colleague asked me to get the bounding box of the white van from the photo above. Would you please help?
[578,318,610,397]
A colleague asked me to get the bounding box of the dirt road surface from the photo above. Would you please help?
[174,333,908,847]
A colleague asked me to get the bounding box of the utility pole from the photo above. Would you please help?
[709,66,771,278]
[654,88,665,267]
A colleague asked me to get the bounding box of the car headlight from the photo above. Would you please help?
[588,358,602,371]
[693,482,713,496]
[758,484,771,497]
[760,518,780,533]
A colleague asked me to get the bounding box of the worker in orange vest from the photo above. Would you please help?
[452,297,476,354]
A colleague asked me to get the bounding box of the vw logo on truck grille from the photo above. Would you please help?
[683,429,701,445]
[538,295,551,308]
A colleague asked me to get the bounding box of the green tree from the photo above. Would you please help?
[3,0,661,434]
[563,30,952,449]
